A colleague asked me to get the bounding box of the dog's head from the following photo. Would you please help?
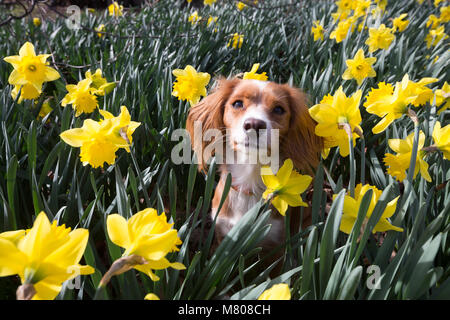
[186,78,323,174]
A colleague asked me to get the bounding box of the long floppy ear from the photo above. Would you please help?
[186,78,240,172]
[281,84,323,175]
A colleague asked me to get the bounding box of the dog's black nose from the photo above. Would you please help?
[243,118,267,132]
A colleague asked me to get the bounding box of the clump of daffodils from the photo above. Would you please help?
[61,69,116,116]
[4,42,60,103]
[336,184,403,235]
[60,106,140,168]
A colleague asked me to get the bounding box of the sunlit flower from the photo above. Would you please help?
[432,81,449,113]
[261,159,312,216]
[425,26,448,48]
[365,24,395,52]
[383,131,432,182]
[335,184,403,235]
[60,106,140,168]
[440,6,450,22]
[11,83,40,103]
[144,293,160,300]
[108,1,123,17]
[188,11,201,25]
[106,208,185,281]
[0,212,94,300]
[431,121,450,160]
[434,0,444,6]
[61,79,99,117]
[426,14,441,29]
[237,1,247,10]
[330,18,355,43]
[309,86,363,157]
[33,18,41,27]
[204,0,216,5]
[207,16,218,27]
[392,13,409,32]
[311,20,325,41]
[4,42,60,94]
[342,48,377,85]
[258,283,291,300]
[243,63,268,81]
[95,24,106,38]
[85,69,116,96]
[228,33,244,49]
[353,0,371,17]
[172,65,211,106]
[364,75,437,133]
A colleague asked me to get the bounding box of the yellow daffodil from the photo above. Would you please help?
[353,0,371,17]
[33,17,41,27]
[95,24,105,38]
[228,33,244,49]
[144,293,160,300]
[172,65,211,106]
[434,0,444,6]
[261,159,312,216]
[433,81,449,113]
[11,83,40,103]
[237,1,247,10]
[0,212,94,300]
[243,63,268,81]
[365,24,395,53]
[426,14,441,29]
[207,16,218,27]
[3,42,60,94]
[311,20,325,41]
[392,13,409,32]
[425,26,448,48]
[257,283,291,300]
[108,1,123,17]
[61,78,99,117]
[60,106,140,168]
[330,18,355,43]
[440,6,450,22]
[204,0,216,5]
[375,0,387,11]
[364,75,437,134]
[431,121,450,160]
[106,208,185,281]
[38,101,52,120]
[335,184,403,234]
[342,48,377,85]
[336,0,353,13]
[309,87,363,157]
[384,131,432,182]
[188,11,201,25]
[98,106,141,152]
[85,69,116,96]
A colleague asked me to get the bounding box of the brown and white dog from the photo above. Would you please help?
[186,78,323,264]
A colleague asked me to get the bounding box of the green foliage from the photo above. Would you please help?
[0,0,448,300]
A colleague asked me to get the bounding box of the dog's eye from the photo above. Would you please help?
[273,106,285,115]
[232,100,244,109]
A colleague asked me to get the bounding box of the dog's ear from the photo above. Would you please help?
[186,78,240,172]
[281,85,323,175]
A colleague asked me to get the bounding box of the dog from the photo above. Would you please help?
[186,78,323,268]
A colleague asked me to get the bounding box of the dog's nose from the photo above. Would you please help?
[243,118,267,132]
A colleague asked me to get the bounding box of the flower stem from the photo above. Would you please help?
[129,145,151,208]
[406,122,420,184]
